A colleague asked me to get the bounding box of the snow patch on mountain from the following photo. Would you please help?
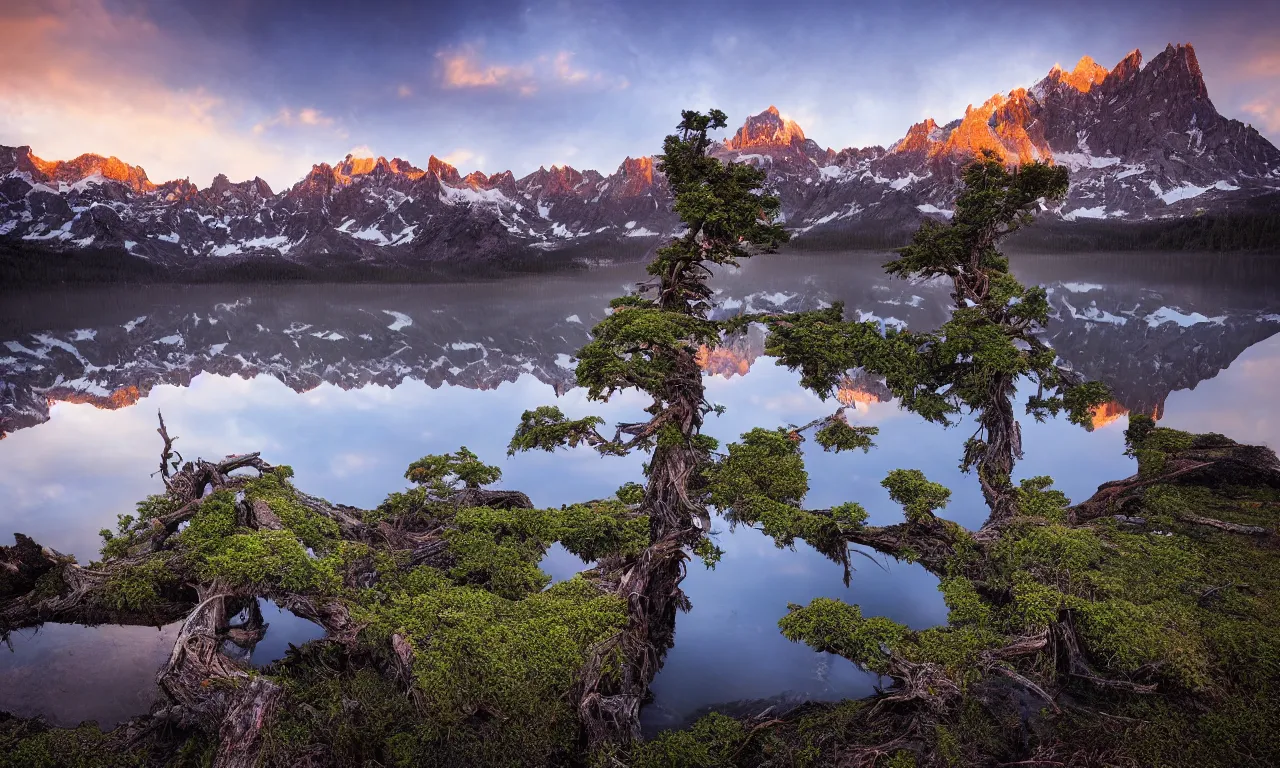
[1159,181,1240,205]
[1061,297,1127,326]
[1053,152,1122,171]
[1145,307,1226,328]
[382,310,412,331]
[916,204,954,219]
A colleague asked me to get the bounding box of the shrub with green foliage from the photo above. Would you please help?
[405,446,502,493]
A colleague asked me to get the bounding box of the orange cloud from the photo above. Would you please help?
[1243,52,1280,78]
[437,46,626,94]
[1242,98,1280,132]
[252,106,338,134]
[439,47,535,91]
[440,148,483,168]
[553,52,590,84]
[0,0,333,189]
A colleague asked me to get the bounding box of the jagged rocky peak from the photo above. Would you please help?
[1050,55,1110,92]
[330,153,436,186]
[0,145,43,177]
[205,173,273,199]
[2,38,1277,265]
[891,118,943,155]
[427,155,461,184]
[937,91,1051,165]
[724,105,808,150]
[522,164,585,195]
[14,148,157,193]
[333,154,393,185]
[614,156,657,196]
[1104,48,1144,86]
[157,177,200,203]
[388,157,426,179]
[290,162,336,198]
[1144,43,1209,101]
[464,169,517,194]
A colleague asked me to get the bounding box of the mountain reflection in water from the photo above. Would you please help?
[1,250,1278,731]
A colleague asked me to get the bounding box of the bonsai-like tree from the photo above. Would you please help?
[508,109,788,743]
[763,151,1110,524]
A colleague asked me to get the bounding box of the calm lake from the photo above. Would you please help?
[2,249,1278,732]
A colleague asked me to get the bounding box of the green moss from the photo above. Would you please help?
[243,471,340,552]
[1074,598,1209,688]
[99,493,181,559]
[555,500,649,561]
[264,654,419,767]
[880,751,917,768]
[1135,447,1167,478]
[443,507,555,599]
[199,530,342,593]
[352,574,627,766]
[989,523,1103,593]
[939,577,992,628]
[97,556,179,613]
[623,712,746,767]
[707,428,810,513]
[30,566,66,601]
[0,722,143,768]
[172,491,341,595]
[1144,427,1197,453]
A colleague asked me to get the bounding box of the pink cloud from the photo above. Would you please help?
[1242,98,1280,132]
[0,1,343,189]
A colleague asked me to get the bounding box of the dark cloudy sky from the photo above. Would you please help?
[2,0,1277,189]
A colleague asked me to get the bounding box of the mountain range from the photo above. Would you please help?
[2,42,1278,273]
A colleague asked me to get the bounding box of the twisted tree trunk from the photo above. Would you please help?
[975,373,1021,526]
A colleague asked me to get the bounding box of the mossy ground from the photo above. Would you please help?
[627,422,1280,767]
[3,450,649,767]
[6,426,1277,767]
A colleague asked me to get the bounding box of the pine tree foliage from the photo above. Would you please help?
[763,151,1110,523]
[509,109,788,536]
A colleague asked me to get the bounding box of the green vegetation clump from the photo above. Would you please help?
[243,471,340,551]
[0,720,143,768]
[98,493,181,560]
[555,500,650,562]
[813,419,878,453]
[1013,476,1069,521]
[248,450,646,767]
[172,491,342,594]
[614,712,746,768]
[96,556,180,614]
[405,446,502,493]
[344,573,627,766]
[880,469,951,524]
